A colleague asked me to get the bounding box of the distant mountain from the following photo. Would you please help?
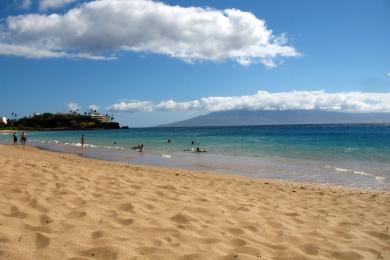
[161,110,390,127]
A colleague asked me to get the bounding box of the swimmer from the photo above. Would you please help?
[196,147,206,153]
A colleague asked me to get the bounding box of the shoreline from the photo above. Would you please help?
[1,124,389,193]
[0,130,16,133]
[33,143,388,193]
[0,144,389,259]
[14,138,390,191]
[28,144,383,193]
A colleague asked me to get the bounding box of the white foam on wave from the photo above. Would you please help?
[335,167,349,172]
[103,145,124,150]
[84,144,98,148]
[333,166,386,183]
[334,167,375,177]
[162,154,172,159]
[335,167,372,176]
[375,176,386,183]
[352,170,371,176]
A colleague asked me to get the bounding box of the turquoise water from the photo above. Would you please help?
[2,124,390,190]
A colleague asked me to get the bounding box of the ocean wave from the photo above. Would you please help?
[103,145,125,150]
[375,176,386,183]
[335,167,371,176]
[334,167,385,183]
[31,139,100,148]
[335,167,349,172]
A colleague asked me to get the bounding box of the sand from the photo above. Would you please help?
[0,130,16,134]
[0,145,389,260]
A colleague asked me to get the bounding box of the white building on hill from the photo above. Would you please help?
[90,114,109,123]
[0,117,7,125]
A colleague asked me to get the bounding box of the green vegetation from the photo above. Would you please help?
[4,113,119,130]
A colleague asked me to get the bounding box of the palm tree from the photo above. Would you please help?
[10,112,14,127]
[10,112,17,127]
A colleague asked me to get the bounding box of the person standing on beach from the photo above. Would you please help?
[81,134,85,148]
[21,131,26,145]
[13,132,17,144]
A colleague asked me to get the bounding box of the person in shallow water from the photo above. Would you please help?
[13,132,17,144]
[81,134,85,147]
[168,139,171,143]
[21,131,27,145]
[196,147,206,153]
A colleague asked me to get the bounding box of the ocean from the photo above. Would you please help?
[1,124,390,190]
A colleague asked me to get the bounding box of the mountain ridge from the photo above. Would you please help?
[160,110,390,127]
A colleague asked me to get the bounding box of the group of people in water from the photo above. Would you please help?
[170,139,207,153]
[130,139,206,153]
[12,132,206,153]
[13,131,27,145]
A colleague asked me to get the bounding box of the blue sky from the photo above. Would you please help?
[0,0,389,126]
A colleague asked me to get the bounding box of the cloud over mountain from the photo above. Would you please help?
[0,0,298,67]
[107,90,390,113]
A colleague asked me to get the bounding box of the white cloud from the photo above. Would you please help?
[0,43,67,58]
[20,0,32,9]
[107,90,390,113]
[67,102,80,112]
[39,0,77,10]
[88,104,100,111]
[1,0,299,67]
[109,101,154,113]
[0,43,116,60]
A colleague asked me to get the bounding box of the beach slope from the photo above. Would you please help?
[0,145,389,259]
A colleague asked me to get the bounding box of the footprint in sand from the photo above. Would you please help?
[39,214,53,225]
[114,217,134,226]
[0,234,10,244]
[118,202,134,212]
[4,206,27,219]
[66,210,87,219]
[299,243,320,255]
[36,232,50,249]
[169,213,194,224]
[227,227,245,235]
[27,198,49,213]
[91,231,105,239]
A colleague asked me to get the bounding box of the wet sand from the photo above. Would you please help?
[0,144,389,259]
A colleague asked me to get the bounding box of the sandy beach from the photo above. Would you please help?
[0,130,16,134]
[0,145,389,259]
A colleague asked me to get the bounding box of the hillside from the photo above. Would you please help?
[161,110,390,127]
[11,113,120,130]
